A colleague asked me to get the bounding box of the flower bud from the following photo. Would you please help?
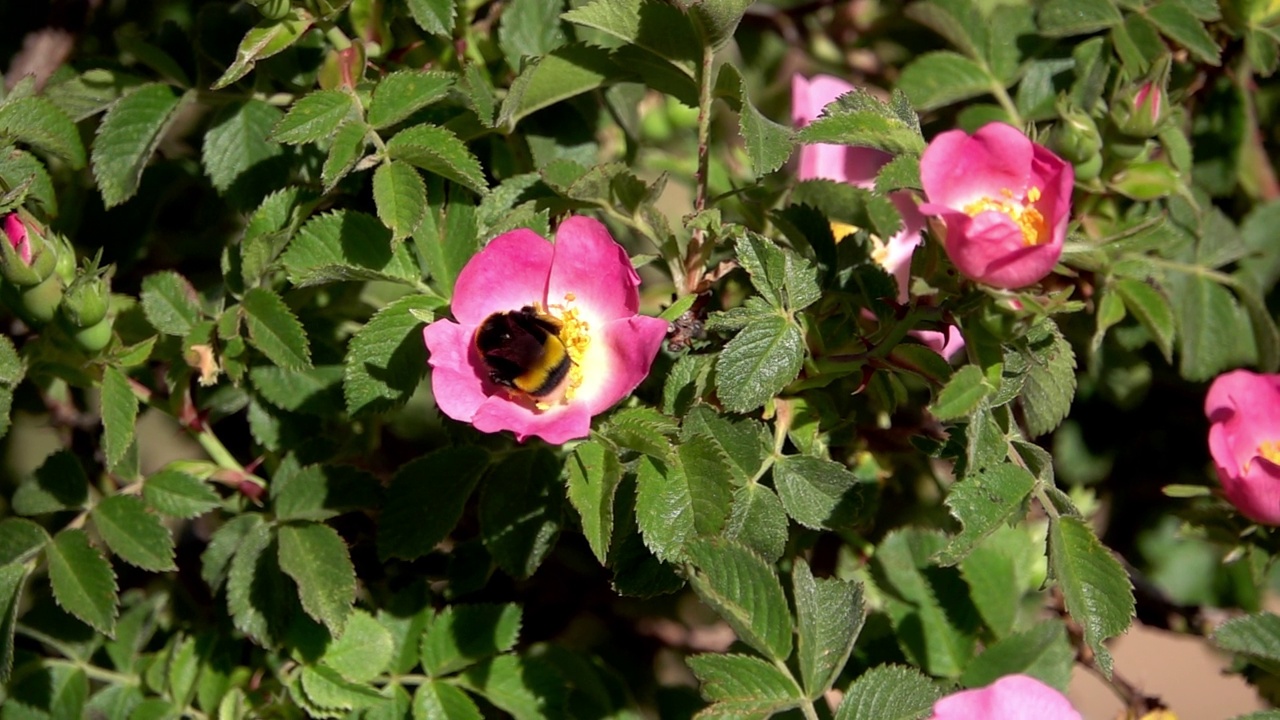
[0,211,57,287]
[61,272,111,329]
[1112,80,1166,138]
[71,317,114,354]
[1049,106,1102,164]
[17,274,64,324]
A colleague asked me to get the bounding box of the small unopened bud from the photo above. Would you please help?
[61,272,110,329]
[1049,106,1102,164]
[0,211,56,287]
[1112,81,1166,138]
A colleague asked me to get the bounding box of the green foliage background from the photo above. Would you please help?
[1,0,1280,717]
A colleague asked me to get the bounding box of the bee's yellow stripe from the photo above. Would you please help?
[512,333,571,397]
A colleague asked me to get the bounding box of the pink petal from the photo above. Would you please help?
[912,325,966,361]
[792,74,892,187]
[546,216,641,321]
[791,73,854,126]
[450,229,554,326]
[472,396,593,444]
[4,214,30,266]
[943,210,1061,289]
[921,123,1034,209]
[931,675,1080,720]
[574,315,670,414]
[1224,459,1280,525]
[423,320,490,423]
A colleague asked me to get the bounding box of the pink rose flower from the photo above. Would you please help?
[423,216,669,444]
[792,73,963,359]
[919,123,1074,290]
[3,212,31,266]
[1205,369,1280,525]
[930,674,1081,720]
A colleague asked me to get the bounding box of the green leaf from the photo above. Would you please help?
[250,365,344,415]
[91,83,190,207]
[498,44,621,129]
[374,161,428,241]
[140,271,202,336]
[1215,612,1280,663]
[797,92,926,155]
[0,561,29,682]
[1115,278,1175,362]
[904,0,986,59]
[101,366,139,472]
[0,333,22,386]
[406,0,456,36]
[835,664,941,720]
[1147,0,1221,65]
[1018,320,1076,438]
[687,653,803,715]
[225,520,292,646]
[144,466,220,515]
[479,450,562,579]
[0,518,50,565]
[681,406,771,485]
[242,287,312,370]
[959,620,1073,691]
[202,99,285,196]
[322,121,369,190]
[793,559,864,699]
[299,664,386,711]
[368,70,455,129]
[773,454,877,530]
[689,0,751,48]
[936,464,1036,565]
[421,603,522,676]
[1167,270,1252,380]
[6,662,88,719]
[561,0,701,74]
[458,63,497,127]
[566,440,623,564]
[499,0,569,68]
[724,482,789,563]
[599,406,680,458]
[634,446,732,563]
[715,64,794,176]
[271,457,381,521]
[283,210,424,287]
[715,315,805,413]
[272,89,358,144]
[684,536,792,662]
[240,185,319,287]
[898,51,996,113]
[46,528,118,636]
[378,447,489,561]
[212,10,316,89]
[386,124,487,194]
[277,522,356,636]
[323,609,394,683]
[12,450,89,515]
[1047,515,1134,677]
[871,529,979,677]
[90,494,176,572]
[344,295,438,416]
[1037,0,1123,37]
[456,653,566,720]
[0,95,86,168]
[959,537,1023,637]
[413,681,482,720]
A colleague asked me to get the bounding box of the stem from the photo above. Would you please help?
[683,44,717,295]
[1032,485,1061,521]
[45,659,138,686]
[195,427,245,473]
[773,658,820,720]
[323,24,352,51]
[989,79,1024,128]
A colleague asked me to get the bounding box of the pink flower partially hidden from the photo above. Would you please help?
[919,123,1073,290]
[1205,369,1280,525]
[3,213,31,266]
[792,74,962,359]
[930,674,1081,720]
[423,217,668,444]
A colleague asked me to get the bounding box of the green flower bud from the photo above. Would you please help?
[1049,107,1103,164]
[72,316,114,354]
[249,0,293,20]
[1112,81,1166,138]
[0,211,57,287]
[61,273,110,328]
[1074,152,1104,182]
[18,273,64,324]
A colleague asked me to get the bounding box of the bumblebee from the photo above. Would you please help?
[474,306,572,398]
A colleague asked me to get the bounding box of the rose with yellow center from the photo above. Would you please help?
[424,217,669,444]
[1206,369,1280,525]
[918,123,1074,289]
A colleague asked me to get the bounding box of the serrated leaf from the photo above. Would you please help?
[1047,515,1134,677]
[797,88,925,155]
[202,99,285,197]
[201,513,263,593]
[12,450,88,515]
[959,540,1021,637]
[0,95,85,168]
[242,287,312,370]
[959,620,1074,691]
[479,450,562,579]
[1115,278,1175,362]
[835,664,941,720]
[300,664,386,711]
[1147,0,1220,65]
[634,445,732,562]
[406,0,456,36]
[413,681,482,720]
[378,447,488,561]
[687,653,803,715]
[773,454,877,530]
[213,11,316,89]
[0,518,50,565]
[270,457,381,521]
[681,406,770,485]
[931,364,990,420]
[322,120,369,190]
[724,483,788,563]
[1018,320,1076,437]
[367,70,455,129]
[1167,270,1252,381]
[91,495,176,571]
[91,83,190,207]
[898,51,996,113]
[374,161,428,241]
[143,468,220,518]
[936,464,1036,565]
[498,44,620,129]
[714,64,793,176]
[562,0,701,73]
[455,653,565,720]
[6,661,88,719]
[500,0,569,69]
[250,365,344,415]
[386,124,487,194]
[140,271,202,336]
[566,440,623,564]
[344,295,438,415]
[277,522,356,636]
[282,210,423,287]
[272,89,358,144]
[1037,0,1123,37]
[715,315,804,413]
[0,561,30,683]
[793,559,864,699]
[101,367,139,471]
[685,536,792,662]
[0,333,22,386]
[1215,612,1280,663]
[46,528,118,636]
[422,603,522,676]
[598,406,679,458]
[458,63,497,127]
[323,609,394,683]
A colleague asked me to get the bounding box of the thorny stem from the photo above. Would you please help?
[684,44,717,295]
[126,377,245,473]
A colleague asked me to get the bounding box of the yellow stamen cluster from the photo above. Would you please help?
[962,186,1048,247]
[828,222,891,268]
[533,296,592,408]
